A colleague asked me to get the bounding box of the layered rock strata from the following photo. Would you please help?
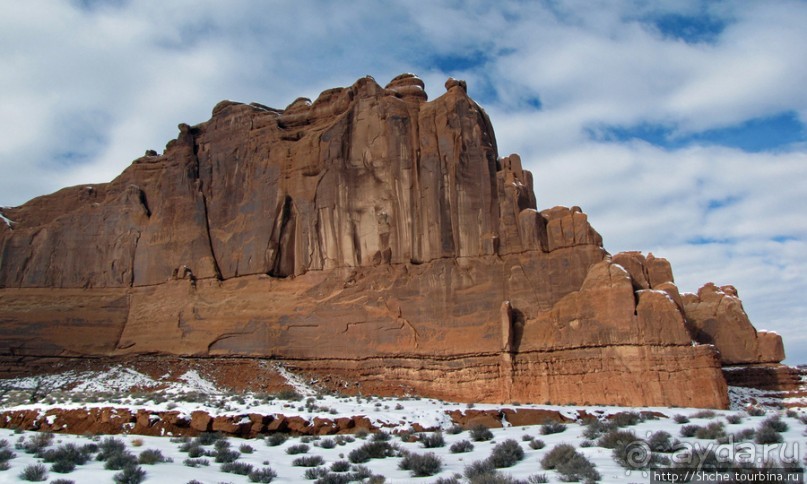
[0,74,786,408]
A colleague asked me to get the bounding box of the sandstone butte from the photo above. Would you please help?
[0,74,792,409]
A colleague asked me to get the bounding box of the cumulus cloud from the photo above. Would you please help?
[0,0,805,362]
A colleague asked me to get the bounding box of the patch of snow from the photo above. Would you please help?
[174,369,219,394]
[0,211,12,227]
[274,363,317,397]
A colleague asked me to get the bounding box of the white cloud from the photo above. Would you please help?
[0,0,805,363]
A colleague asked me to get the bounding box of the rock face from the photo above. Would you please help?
[0,74,785,408]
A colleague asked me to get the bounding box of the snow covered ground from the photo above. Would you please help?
[0,365,804,483]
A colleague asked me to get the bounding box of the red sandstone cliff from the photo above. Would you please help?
[0,74,786,408]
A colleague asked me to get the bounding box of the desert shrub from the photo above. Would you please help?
[695,421,726,440]
[612,441,667,470]
[747,407,766,417]
[726,414,743,424]
[213,448,240,463]
[183,458,209,467]
[580,440,594,447]
[487,439,524,468]
[762,416,789,433]
[0,446,15,465]
[277,389,303,401]
[529,439,546,450]
[293,455,325,467]
[195,432,224,446]
[528,474,549,483]
[347,441,396,463]
[138,449,168,465]
[463,460,496,480]
[583,419,615,440]
[319,438,336,449]
[97,437,127,461]
[239,443,255,454]
[248,466,278,483]
[446,425,464,435]
[354,429,369,439]
[266,433,288,446]
[304,466,329,479]
[50,459,76,473]
[755,425,784,444]
[112,465,146,484]
[540,422,567,435]
[41,443,90,471]
[469,424,494,441]
[104,451,138,471]
[597,429,639,449]
[612,411,643,427]
[286,443,310,455]
[419,432,445,448]
[679,425,700,438]
[399,451,442,477]
[214,439,231,451]
[49,480,75,484]
[450,440,474,453]
[19,464,48,481]
[330,460,351,472]
[433,477,462,484]
[371,431,391,442]
[691,410,717,419]
[350,465,373,480]
[556,453,600,482]
[313,473,352,484]
[673,414,690,424]
[647,431,677,452]
[221,461,254,475]
[541,443,577,470]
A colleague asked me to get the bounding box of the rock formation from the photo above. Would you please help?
[0,74,787,408]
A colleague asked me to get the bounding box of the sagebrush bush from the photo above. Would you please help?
[138,449,168,465]
[239,444,255,454]
[556,453,600,482]
[673,414,690,424]
[286,443,310,455]
[487,439,525,468]
[540,422,567,435]
[347,441,396,463]
[419,432,445,448]
[583,419,615,440]
[695,421,726,440]
[371,431,391,442]
[597,429,639,449]
[183,458,209,467]
[19,463,48,481]
[399,451,443,477]
[463,459,496,480]
[112,465,146,484]
[293,455,325,467]
[266,433,288,446]
[529,439,546,450]
[754,425,784,444]
[104,451,138,471]
[304,467,329,480]
[691,410,717,419]
[50,459,76,473]
[195,432,224,446]
[611,411,643,427]
[319,438,336,449]
[313,472,352,484]
[528,474,549,483]
[540,444,577,470]
[97,437,127,461]
[450,440,474,453]
[221,461,254,475]
[647,431,677,452]
[446,425,464,435]
[679,425,700,438]
[469,424,494,441]
[762,416,789,433]
[330,460,351,472]
[726,414,743,424]
[747,407,766,417]
[248,466,278,483]
[214,448,240,464]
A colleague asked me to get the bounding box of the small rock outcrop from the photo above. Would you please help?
[0,74,787,408]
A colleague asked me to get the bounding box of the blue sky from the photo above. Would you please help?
[1,0,805,363]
